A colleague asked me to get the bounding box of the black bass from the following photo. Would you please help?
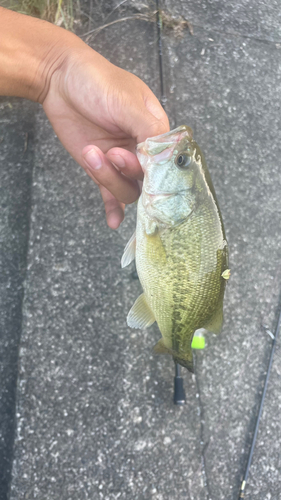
[122,125,229,372]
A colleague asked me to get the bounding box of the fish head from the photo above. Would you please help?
[137,125,204,226]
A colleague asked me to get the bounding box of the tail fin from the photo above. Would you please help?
[173,355,194,373]
[153,339,170,354]
[153,339,194,373]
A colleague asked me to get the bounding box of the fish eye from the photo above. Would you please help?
[175,152,192,169]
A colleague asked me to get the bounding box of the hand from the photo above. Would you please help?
[42,44,169,228]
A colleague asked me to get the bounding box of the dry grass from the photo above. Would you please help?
[1,0,193,37]
[82,7,193,42]
[1,0,76,29]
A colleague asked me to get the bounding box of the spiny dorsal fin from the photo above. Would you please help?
[121,231,136,268]
[127,293,155,329]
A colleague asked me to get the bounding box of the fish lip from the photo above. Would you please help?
[144,190,174,198]
[144,189,189,199]
[137,125,193,153]
[143,191,174,203]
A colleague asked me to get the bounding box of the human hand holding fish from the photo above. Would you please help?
[0,7,169,229]
[43,49,169,229]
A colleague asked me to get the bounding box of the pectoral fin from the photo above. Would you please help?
[127,293,155,329]
[203,302,223,334]
[121,231,136,268]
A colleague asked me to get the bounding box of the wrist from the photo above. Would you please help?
[0,8,85,103]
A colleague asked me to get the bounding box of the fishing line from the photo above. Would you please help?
[238,303,281,499]
[155,0,186,405]
[156,0,166,110]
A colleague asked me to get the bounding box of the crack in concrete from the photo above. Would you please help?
[194,354,212,500]
[190,22,281,46]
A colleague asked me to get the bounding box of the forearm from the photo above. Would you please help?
[0,7,85,103]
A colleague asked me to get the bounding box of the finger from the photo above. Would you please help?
[120,100,169,144]
[99,185,125,229]
[82,145,140,204]
[106,148,144,180]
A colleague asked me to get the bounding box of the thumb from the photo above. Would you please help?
[113,75,170,143]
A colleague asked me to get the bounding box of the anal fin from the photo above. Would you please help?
[127,293,155,329]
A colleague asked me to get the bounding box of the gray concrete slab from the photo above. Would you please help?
[165,0,281,43]
[0,98,37,499]
[1,1,280,500]
[9,17,206,500]
[163,22,281,499]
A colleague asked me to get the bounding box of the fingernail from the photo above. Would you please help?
[83,147,102,170]
[110,154,125,168]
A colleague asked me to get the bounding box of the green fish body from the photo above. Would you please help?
[122,126,229,372]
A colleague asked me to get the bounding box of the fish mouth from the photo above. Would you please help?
[144,190,174,201]
[144,190,189,202]
[143,191,176,206]
[137,125,193,156]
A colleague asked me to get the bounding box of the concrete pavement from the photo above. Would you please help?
[1,1,281,499]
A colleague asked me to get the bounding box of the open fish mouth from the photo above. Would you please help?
[137,125,193,151]
[137,125,193,159]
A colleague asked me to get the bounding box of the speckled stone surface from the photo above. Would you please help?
[8,107,206,500]
[9,15,206,500]
[1,1,281,500]
[165,0,281,42]
[0,98,37,499]
[163,21,281,499]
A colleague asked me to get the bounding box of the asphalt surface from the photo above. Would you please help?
[1,1,281,499]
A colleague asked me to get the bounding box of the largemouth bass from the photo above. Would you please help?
[122,125,229,372]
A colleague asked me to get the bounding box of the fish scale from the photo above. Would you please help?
[138,201,226,370]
